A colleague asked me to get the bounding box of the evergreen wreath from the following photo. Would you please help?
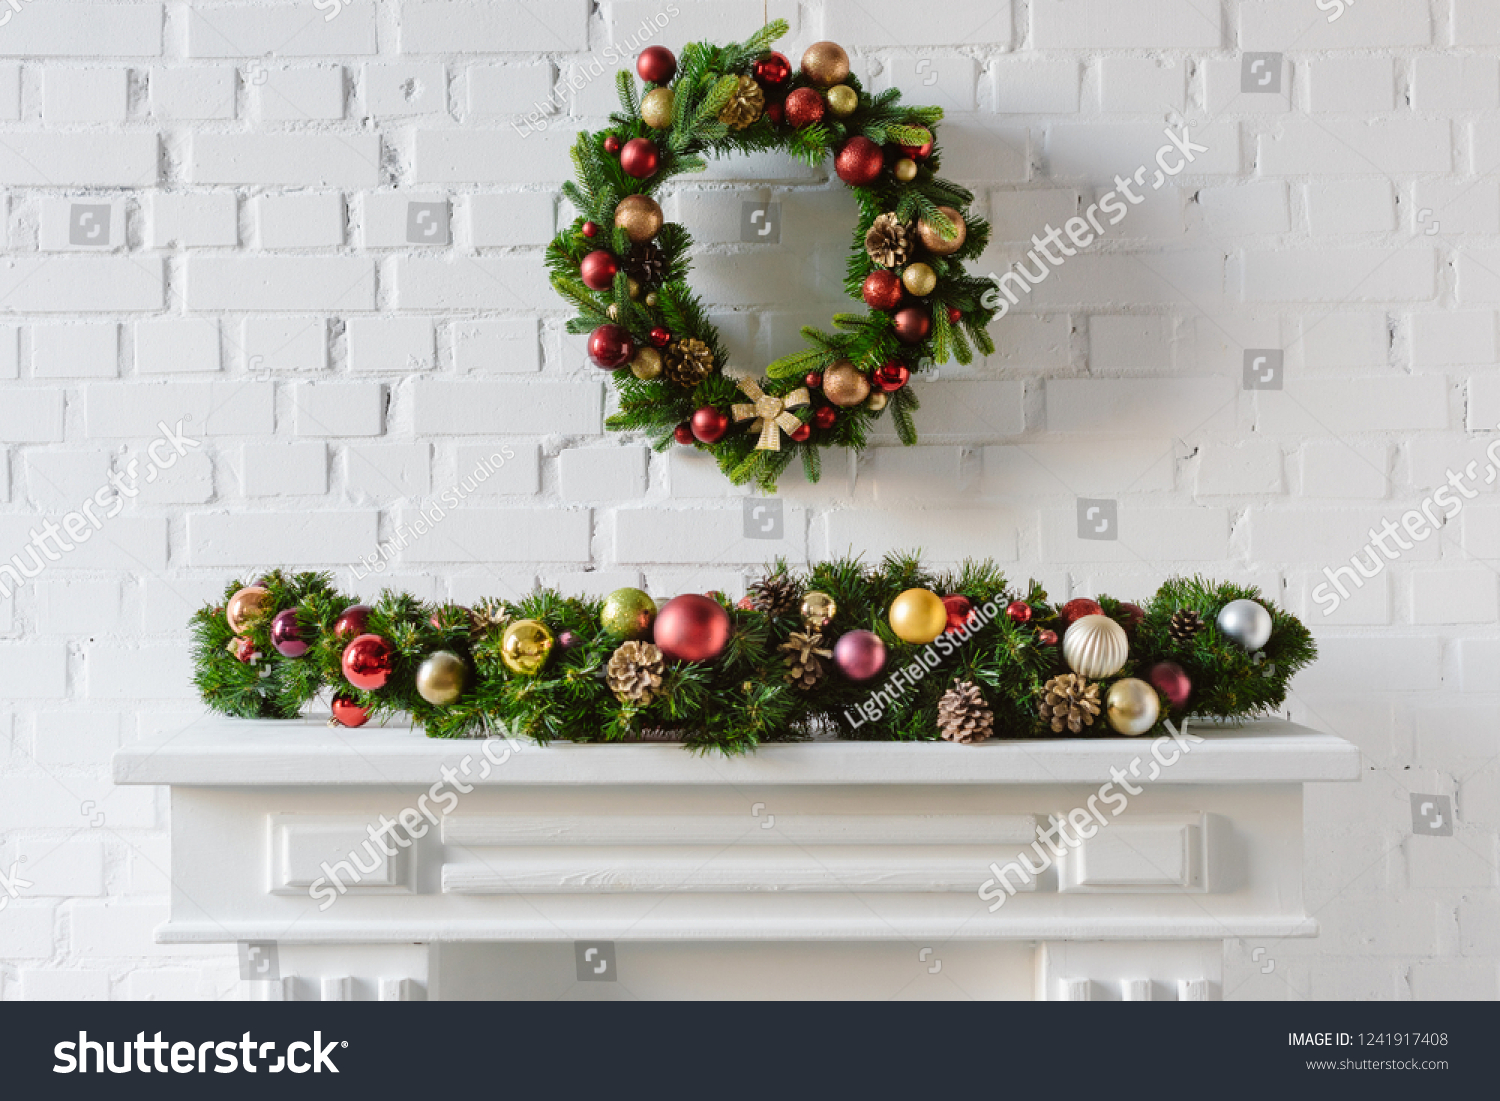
[546,21,999,492]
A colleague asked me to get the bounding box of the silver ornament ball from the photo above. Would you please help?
[1216,598,1272,651]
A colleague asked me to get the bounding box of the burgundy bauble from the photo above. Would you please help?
[784,86,825,128]
[893,306,931,344]
[1147,660,1192,711]
[331,693,370,728]
[753,51,792,88]
[1060,598,1104,626]
[765,98,785,125]
[942,594,975,634]
[947,306,963,324]
[620,138,660,179]
[342,633,394,691]
[834,136,884,186]
[557,630,578,650]
[649,326,672,348]
[603,134,621,155]
[588,323,634,369]
[834,629,887,683]
[580,249,619,291]
[1005,600,1032,623]
[1037,628,1059,647]
[862,269,903,311]
[805,371,822,389]
[654,594,731,663]
[334,603,372,639]
[636,45,677,84]
[1119,602,1147,634]
[691,406,730,443]
[901,140,934,160]
[270,608,307,658]
[673,423,695,445]
[581,221,599,238]
[812,405,837,430]
[873,362,910,392]
[789,422,811,442]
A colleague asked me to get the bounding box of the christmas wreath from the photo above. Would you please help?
[191,556,1315,754]
[547,21,998,491]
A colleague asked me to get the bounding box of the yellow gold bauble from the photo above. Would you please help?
[416,649,468,706]
[226,586,273,633]
[800,591,837,629]
[627,276,642,300]
[917,205,967,256]
[500,619,554,676]
[866,391,888,411]
[901,262,937,297]
[889,587,947,645]
[630,346,663,380]
[614,194,664,244]
[645,292,659,307]
[641,86,675,129]
[894,157,918,182]
[801,41,850,88]
[825,84,858,117]
[1106,677,1160,736]
[823,360,871,407]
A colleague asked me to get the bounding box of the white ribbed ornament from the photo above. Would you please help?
[1062,615,1129,678]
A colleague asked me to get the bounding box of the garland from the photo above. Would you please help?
[191,555,1315,754]
[546,21,999,492]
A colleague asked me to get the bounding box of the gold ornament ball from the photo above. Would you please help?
[823,360,871,407]
[226,585,274,634]
[825,84,858,117]
[641,86,675,129]
[894,157,918,182]
[627,276,642,300]
[901,262,937,297]
[601,587,657,639]
[917,205,967,256]
[801,41,851,87]
[1062,614,1130,679]
[866,391,888,411]
[500,618,554,676]
[801,591,837,629]
[614,194,664,244]
[1106,677,1160,736]
[889,587,947,645]
[416,650,468,706]
[630,346,663,380]
[645,292,660,307]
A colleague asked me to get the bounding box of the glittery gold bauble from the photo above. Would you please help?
[888,587,947,645]
[614,194,664,244]
[500,619,554,676]
[416,649,467,706]
[641,86,675,129]
[917,205,967,256]
[823,360,871,407]
[627,277,642,300]
[601,587,657,640]
[801,41,850,88]
[226,586,273,634]
[1106,677,1160,736]
[825,83,858,117]
[630,346,663,380]
[645,292,659,307]
[866,391,888,411]
[901,262,936,297]
[894,157,917,182]
[800,591,837,629]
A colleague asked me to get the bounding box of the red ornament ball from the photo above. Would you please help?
[581,221,599,238]
[753,51,792,88]
[691,406,730,443]
[1005,600,1032,624]
[834,136,884,186]
[636,45,677,85]
[812,405,837,430]
[1037,628,1059,647]
[862,269,903,311]
[342,633,394,691]
[765,98,785,125]
[649,326,672,348]
[948,306,963,323]
[331,693,370,728]
[620,138,659,179]
[805,371,822,389]
[654,594,731,663]
[1060,598,1104,626]
[789,422,811,442]
[893,306,931,344]
[873,362,910,392]
[588,323,634,369]
[270,608,307,657]
[673,423,695,445]
[579,249,619,291]
[833,629,887,683]
[901,140,934,161]
[1119,602,1147,634]
[737,595,755,611]
[334,603,372,639]
[231,636,260,664]
[942,594,975,634]
[784,87,825,128]
[603,134,621,155]
[1147,661,1192,711]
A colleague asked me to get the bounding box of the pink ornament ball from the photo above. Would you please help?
[834,629,887,682]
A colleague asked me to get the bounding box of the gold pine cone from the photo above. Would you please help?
[718,75,765,131]
[606,641,666,704]
[1038,673,1102,735]
[865,212,910,268]
[663,337,715,388]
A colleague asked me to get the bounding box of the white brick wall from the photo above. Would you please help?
[0,0,1493,1002]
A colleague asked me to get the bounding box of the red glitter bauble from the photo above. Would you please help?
[765,98,785,125]
[649,326,671,348]
[784,87,825,128]
[603,134,621,155]
[334,603,372,639]
[812,405,837,430]
[636,45,677,85]
[901,140,934,160]
[1060,598,1104,626]
[942,594,975,634]
[893,306,931,344]
[1037,629,1059,647]
[1005,600,1032,624]
[873,362,910,392]
[331,693,370,728]
[581,221,599,238]
[835,136,884,186]
[1148,661,1192,710]
[341,633,394,691]
[753,51,792,88]
[804,371,822,389]
[579,249,619,291]
[948,306,962,323]
[654,594,731,663]
[673,423,695,445]
[587,323,634,369]
[620,138,659,179]
[691,406,730,443]
[789,422,811,442]
[862,269,903,311]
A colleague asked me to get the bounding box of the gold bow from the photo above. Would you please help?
[731,377,810,451]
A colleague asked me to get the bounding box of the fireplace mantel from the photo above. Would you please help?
[115,716,1358,1001]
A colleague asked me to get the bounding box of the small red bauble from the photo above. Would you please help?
[342,633,394,691]
[942,594,975,634]
[654,594,732,663]
[649,326,671,348]
[1060,598,1104,626]
[1005,600,1032,624]
[603,134,621,155]
[893,306,931,344]
[804,371,822,389]
[812,405,837,430]
[835,136,884,186]
[579,249,619,291]
[637,45,677,85]
[691,406,730,443]
[1148,661,1192,711]
[873,362,910,392]
[736,595,755,611]
[1119,602,1147,633]
[231,636,260,663]
[753,51,792,88]
[1037,629,1059,647]
[901,140,934,160]
[947,306,962,323]
[784,87,825,128]
[587,323,634,369]
[788,422,811,442]
[673,423,695,445]
[862,269,903,311]
[331,693,371,728]
[581,221,599,238]
[765,98,785,125]
[334,603,372,639]
[620,138,659,179]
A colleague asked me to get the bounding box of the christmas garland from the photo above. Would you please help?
[547,21,999,492]
[191,556,1316,754]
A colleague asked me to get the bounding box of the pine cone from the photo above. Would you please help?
[469,599,512,636]
[606,641,666,705]
[1038,673,1102,735]
[663,337,714,388]
[865,212,910,268]
[780,630,833,690]
[937,680,994,744]
[717,75,765,130]
[1168,609,1204,643]
[622,242,668,287]
[749,573,800,617]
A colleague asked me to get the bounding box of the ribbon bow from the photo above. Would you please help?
[731,377,810,451]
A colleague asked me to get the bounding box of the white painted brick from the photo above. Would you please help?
[989,189,1079,243]
[1257,378,1449,434]
[346,443,430,500]
[1024,250,1229,310]
[1260,120,1451,177]
[1414,179,1500,236]
[127,970,208,1000]
[43,68,129,123]
[1297,636,1443,693]
[1296,571,1392,626]
[1294,312,1390,370]
[1203,56,1290,117]
[0,512,166,571]
[924,116,1028,182]
[0,134,157,185]
[466,193,556,247]
[981,439,1175,496]
[151,66,235,120]
[187,3,376,56]
[24,451,110,509]
[189,511,379,566]
[1045,122,1240,180]
[0,904,56,959]
[1039,505,1229,562]
[134,451,213,505]
[981,313,1072,370]
[87,643,194,699]
[0,391,65,442]
[33,710,121,764]
[403,0,589,52]
[1307,57,1396,114]
[1250,508,1441,564]
[135,318,221,375]
[1299,442,1389,499]
[451,443,538,496]
[614,503,803,564]
[85,381,273,438]
[1099,58,1185,114]
[1195,440,1283,496]
[0,3,163,56]
[1455,0,1500,45]
[366,62,447,117]
[397,507,591,564]
[413,381,599,435]
[1033,0,1220,48]
[1462,504,1500,558]
[560,446,647,502]
[1242,248,1435,303]
[190,133,380,187]
[0,643,68,698]
[13,840,104,897]
[1088,315,1178,369]
[73,900,216,956]
[254,67,345,121]
[348,317,434,372]
[241,442,328,498]
[558,56,621,118]
[0,63,18,119]
[604,1,797,49]
[992,60,1079,114]
[362,192,450,247]
[243,317,328,372]
[1242,0,1432,49]
[1412,568,1499,625]
[1459,638,1500,693]
[1047,377,1235,436]
[1457,250,1500,304]
[37,196,126,251]
[1410,311,1496,367]
[187,257,375,312]
[31,323,118,379]
[144,192,238,248]
[870,382,1024,443]
[1304,180,1396,235]
[818,508,1014,563]
[465,64,555,116]
[863,446,968,502]
[38,580,123,635]
[0,325,15,379]
[1192,182,1289,235]
[19,971,109,1001]
[253,192,345,248]
[878,56,978,113]
[293,382,385,437]
[395,256,550,309]
[1469,375,1500,430]
[453,317,540,373]
[1413,55,1500,111]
